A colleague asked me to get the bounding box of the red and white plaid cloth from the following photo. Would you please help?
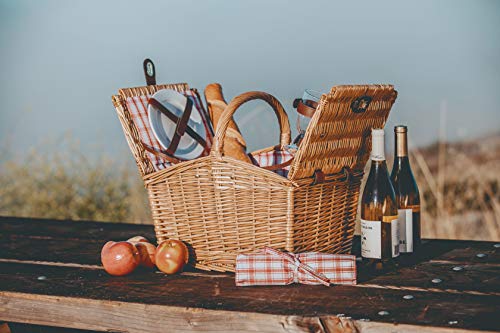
[250,149,294,177]
[236,247,356,286]
[125,89,211,170]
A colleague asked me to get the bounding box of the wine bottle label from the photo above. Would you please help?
[391,218,399,258]
[398,209,413,253]
[361,220,381,259]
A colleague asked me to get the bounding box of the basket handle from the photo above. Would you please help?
[212,91,291,158]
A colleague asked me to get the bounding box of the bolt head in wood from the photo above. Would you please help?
[37,276,47,280]
[476,253,486,258]
[403,295,414,300]
[431,278,442,284]
[378,311,389,316]
[452,266,463,271]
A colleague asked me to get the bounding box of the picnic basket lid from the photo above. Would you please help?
[288,84,397,180]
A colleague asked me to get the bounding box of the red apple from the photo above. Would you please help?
[102,240,115,252]
[101,241,140,276]
[133,241,156,268]
[155,240,189,274]
[127,236,156,268]
[127,236,149,243]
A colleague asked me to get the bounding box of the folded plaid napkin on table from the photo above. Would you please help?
[236,247,357,287]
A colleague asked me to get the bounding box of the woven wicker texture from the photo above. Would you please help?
[112,85,397,272]
[144,156,293,272]
[289,85,398,180]
[292,170,363,254]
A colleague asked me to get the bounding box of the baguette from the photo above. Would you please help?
[205,83,252,163]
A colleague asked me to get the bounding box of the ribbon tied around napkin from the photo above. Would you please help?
[235,247,356,287]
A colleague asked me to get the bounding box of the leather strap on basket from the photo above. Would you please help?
[313,170,325,184]
[148,97,208,156]
[141,142,184,164]
[212,91,291,159]
[293,98,318,118]
[261,155,294,171]
[168,98,192,155]
[312,167,353,185]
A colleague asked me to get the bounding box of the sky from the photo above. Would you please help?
[1,0,499,162]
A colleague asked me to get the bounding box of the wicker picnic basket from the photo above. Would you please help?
[112,84,397,272]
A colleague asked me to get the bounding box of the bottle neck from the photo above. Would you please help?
[371,133,385,161]
[371,159,388,171]
[392,155,410,171]
[368,159,392,191]
[395,131,408,157]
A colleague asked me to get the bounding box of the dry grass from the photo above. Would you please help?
[1,134,498,241]
[0,138,151,224]
[409,133,500,241]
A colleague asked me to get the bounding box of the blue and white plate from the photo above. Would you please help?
[148,89,207,160]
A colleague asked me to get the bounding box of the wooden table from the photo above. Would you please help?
[0,216,499,333]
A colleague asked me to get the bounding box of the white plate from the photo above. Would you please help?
[148,89,207,160]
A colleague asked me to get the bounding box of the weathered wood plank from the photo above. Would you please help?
[429,244,500,265]
[0,216,155,242]
[352,238,500,267]
[6,322,98,333]
[2,235,498,295]
[1,217,496,258]
[0,235,103,266]
[0,263,499,332]
[3,216,497,266]
[1,292,328,333]
[1,217,499,331]
[4,293,494,333]
[363,262,500,295]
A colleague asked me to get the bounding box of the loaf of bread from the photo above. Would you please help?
[205,83,252,163]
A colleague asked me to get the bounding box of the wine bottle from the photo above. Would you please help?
[391,125,421,254]
[361,129,399,269]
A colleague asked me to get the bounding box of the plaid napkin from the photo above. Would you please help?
[125,89,210,170]
[236,247,356,286]
[250,150,294,177]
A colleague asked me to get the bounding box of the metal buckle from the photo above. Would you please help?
[351,95,372,113]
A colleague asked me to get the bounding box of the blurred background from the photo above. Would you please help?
[1,0,499,241]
